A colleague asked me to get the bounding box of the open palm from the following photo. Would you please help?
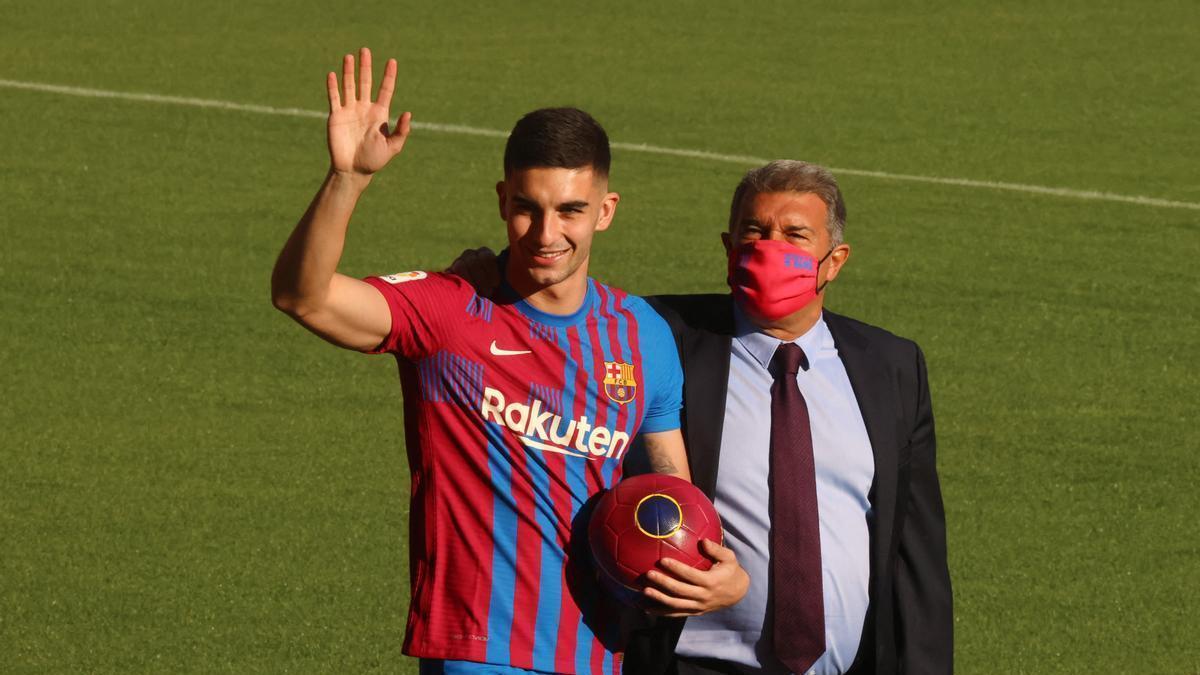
[326,48,411,176]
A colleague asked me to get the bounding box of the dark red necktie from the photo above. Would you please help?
[769,342,825,673]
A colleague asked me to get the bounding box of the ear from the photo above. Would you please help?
[495,181,508,220]
[594,191,620,232]
[823,243,851,284]
[721,231,733,255]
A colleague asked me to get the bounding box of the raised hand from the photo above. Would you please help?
[326,47,411,176]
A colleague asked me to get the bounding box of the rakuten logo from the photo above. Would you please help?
[481,386,630,460]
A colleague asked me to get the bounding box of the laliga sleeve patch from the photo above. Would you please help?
[380,271,428,284]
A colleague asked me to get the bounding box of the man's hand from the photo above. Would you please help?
[640,538,749,617]
[446,246,502,296]
[326,47,411,177]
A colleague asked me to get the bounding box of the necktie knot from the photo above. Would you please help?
[771,342,808,377]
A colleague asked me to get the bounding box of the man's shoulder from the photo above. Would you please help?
[367,270,473,297]
[643,293,734,336]
[590,282,683,335]
[823,310,924,360]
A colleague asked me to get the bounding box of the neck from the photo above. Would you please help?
[506,264,591,316]
[746,299,823,341]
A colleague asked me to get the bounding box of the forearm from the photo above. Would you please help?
[271,170,372,314]
[642,430,691,481]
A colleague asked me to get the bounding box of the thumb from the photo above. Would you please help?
[386,111,412,155]
[700,538,734,563]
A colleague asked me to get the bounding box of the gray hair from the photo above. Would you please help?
[728,160,847,245]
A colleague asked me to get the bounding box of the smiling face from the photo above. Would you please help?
[497,165,619,310]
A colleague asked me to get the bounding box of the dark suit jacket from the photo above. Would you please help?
[625,294,953,675]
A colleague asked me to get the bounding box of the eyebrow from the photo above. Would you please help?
[512,196,590,211]
[739,218,811,233]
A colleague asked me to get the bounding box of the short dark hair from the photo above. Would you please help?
[729,160,848,244]
[503,107,611,178]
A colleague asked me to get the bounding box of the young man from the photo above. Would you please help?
[270,48,710,674]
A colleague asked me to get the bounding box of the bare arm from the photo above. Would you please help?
[271,48,412,352]
[640,429,691,481]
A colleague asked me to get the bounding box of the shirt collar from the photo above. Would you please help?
[498,278,598,327]
[733,305,829,372]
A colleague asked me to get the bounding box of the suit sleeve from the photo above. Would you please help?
[895,344,954,674]
[361,272,461,359]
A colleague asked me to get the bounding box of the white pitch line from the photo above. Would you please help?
[3,78,1198,212]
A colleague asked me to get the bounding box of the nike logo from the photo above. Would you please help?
[490,340,532,357]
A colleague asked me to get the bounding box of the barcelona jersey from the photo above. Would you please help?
[363,271,683,675]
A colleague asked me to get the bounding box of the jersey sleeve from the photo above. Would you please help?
[635,302,684,434]
[361,271,466,360]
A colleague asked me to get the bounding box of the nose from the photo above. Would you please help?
[530,212,563,247]
[763,228,787,242]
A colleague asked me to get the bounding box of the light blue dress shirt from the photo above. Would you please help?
[674,311,875,674]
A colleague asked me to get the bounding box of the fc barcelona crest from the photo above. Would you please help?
[603,361,637,404]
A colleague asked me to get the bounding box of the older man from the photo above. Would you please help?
[626,160,952,674]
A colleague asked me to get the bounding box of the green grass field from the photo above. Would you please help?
[3,1,1198,672]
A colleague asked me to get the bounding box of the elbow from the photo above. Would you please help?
[270,279,295,315]
[270,269,317,318]
[271,292,296,316]
[271,285,312,319]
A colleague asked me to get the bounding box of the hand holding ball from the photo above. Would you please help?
[588,474,724,604]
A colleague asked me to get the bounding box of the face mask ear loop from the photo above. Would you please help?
[814,246,836,293]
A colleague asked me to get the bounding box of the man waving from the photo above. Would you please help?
[271,48,744,674]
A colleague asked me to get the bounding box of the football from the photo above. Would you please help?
[588,473,724,604]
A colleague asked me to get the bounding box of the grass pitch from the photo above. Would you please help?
[2,1,1198,672]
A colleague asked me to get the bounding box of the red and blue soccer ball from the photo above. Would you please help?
[588,473,723,604]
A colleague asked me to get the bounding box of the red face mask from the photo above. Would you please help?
[727,239,834,321]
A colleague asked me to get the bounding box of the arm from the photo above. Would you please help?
[271,48,412,352]
[895,345,954,673]
[641,429,690,481]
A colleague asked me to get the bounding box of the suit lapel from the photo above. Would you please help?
[681,303,733,501]
[825,312,899,597]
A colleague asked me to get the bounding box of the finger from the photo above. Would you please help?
[445,248,476,274]
[358,47,372,102]
[341,53,355,105]
[642,586,702,613]
[386,111,412,155]
[656,557,712,586]
[700,538,735,563]
[326,72,341,111]
[644,568,708,600]
[376,58,398,110]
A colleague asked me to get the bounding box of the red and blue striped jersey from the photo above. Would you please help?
[362,271,683,675]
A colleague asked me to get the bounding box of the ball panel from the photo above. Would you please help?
[636,494,682,537]
[589,474,724,604]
